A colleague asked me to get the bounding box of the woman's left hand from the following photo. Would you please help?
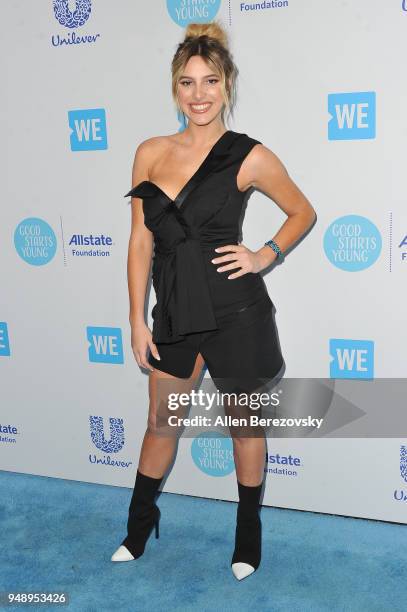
[211,243,272,279]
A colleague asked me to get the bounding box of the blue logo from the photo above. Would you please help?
[0,323,11,357]
[323,215,381,271]
[393,445,407,503]
[401,445,407,483]
[89,416,133,468]
[0,423,18,444]
[90,416,124,453]
[328,92,376,140]
[14,218,57,266]
[68,233,113,257]
[398,234,407,262]
[191,431,234,477]
[167,0,221,27]
[68,109,107,151]
[265,451,302,477]
[87,326,124,364]
[329,339,374,379]
[53,0,91,28]
[52,0,100,47]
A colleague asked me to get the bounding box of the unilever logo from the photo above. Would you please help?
[90,416,124,453]
[53,0,91,28]
[167,0,221,27]
[14,217,57,266]
[394,445,407,503]
[400,446,407,483]
[89,416,133,469]
[323,214,381,271]
[191,431,235,477]
[52,0,100,47]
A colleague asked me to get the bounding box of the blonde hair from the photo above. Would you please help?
[171,20,238,126]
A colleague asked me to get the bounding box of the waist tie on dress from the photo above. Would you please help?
[151,228,239,345]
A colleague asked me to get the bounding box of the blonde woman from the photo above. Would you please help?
[112,21,316,580]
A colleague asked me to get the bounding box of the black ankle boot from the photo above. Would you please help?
[231,480,263,580]
[119,469,163,560]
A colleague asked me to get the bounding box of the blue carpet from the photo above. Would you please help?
[0,470,406,612]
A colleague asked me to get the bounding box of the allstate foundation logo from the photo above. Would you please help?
[53,0,91,28]
[398,234,407,262]
[52,0,101,47]
[191,431,234,477]
[323,215,381,271]
[265,451,302,477]
[14,218,57,266]
[167,0,221,26]
[393,445,407,503]
[68,233,113,257]
[89,416,133,468]
[0,423,19,444]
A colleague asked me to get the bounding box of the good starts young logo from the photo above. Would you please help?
[167,0,221,27]
[323,214,382,271]
[14,217,57,266]
[191,431,235,477]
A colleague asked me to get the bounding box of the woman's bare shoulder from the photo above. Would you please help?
[133,133,178,168]
[135,132,181,154]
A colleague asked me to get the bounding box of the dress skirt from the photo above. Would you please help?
[147,293,284,395]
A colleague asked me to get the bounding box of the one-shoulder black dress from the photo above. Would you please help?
[125,130,284,391]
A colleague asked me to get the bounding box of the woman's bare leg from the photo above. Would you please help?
[138,352,206,478]
[224,393,267,486]
[232,436,266,486]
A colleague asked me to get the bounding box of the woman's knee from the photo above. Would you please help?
[146,406,166,435]
[146,402,181,438]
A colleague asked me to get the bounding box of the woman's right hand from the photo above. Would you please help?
[130,320,161,371]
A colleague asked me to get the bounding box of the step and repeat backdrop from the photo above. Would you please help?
[2,1,406,523]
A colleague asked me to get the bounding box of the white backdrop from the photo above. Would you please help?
[2,0,406,524]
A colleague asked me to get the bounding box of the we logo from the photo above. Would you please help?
[0,322,10,357]
[328,92,376,140]
[329,338,374,379]
[68,108,108,150]
[87,326,123,364]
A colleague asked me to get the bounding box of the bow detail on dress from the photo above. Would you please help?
[124,184,220,344]
[151,227,219,344]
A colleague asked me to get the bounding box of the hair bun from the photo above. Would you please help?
[184,20,228,50]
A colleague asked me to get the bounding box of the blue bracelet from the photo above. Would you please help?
[265,239,284,261]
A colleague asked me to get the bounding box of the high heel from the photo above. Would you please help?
[231,480,263,580]
[111,469,163,563]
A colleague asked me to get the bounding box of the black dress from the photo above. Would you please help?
[125,130,284,391]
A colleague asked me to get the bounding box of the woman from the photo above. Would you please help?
[111,21,316,581]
